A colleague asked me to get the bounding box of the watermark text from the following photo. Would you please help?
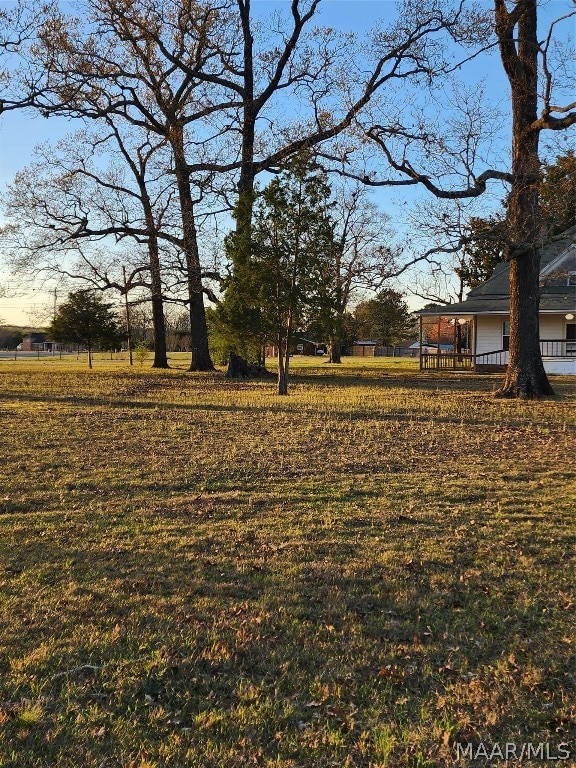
[455,742,572,762]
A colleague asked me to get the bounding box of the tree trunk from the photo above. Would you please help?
[278,306,294,395]
[329,251,344,364]
[171,125,213,372]
[147,231,169,369]
[278,362,289,395]
[136,176,169,369]
[150,294,169,368]
[494,0,553,398]
[496,253,553,397]
[188,286,213,371]
[328,337,342,363]
[237,0,256,260]
[277,336,288,395]
[122,266,134,365]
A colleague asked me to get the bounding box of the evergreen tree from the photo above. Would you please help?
[49,290,123,368]
[457,152,576,291]
[457,216,508,290]
[353,290,416,346]
[219,159,337,394]
[540,150,576,237]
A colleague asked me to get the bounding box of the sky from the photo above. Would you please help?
[0,0,574,326]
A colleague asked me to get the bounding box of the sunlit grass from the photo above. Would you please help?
[0,358,574,767]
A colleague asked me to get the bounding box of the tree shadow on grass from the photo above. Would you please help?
[2,388,565,433]
[2,478,574,767]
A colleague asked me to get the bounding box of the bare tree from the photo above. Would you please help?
[0,1,57,112]
[326,183,400,362]
[188,1,475,255]
[14,0,242,369]
[176,0,476,354]
[492,0,574,396]
[2,128,178,366]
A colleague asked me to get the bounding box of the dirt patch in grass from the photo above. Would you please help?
[0,359,574,767]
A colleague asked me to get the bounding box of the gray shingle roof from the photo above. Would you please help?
[418,227,576,316]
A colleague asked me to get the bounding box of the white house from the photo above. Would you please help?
[417,227,576,375]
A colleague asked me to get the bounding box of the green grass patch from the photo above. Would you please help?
[0,357,575,767]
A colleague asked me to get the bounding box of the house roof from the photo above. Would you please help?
[418,293,576,316]
[418,227,576,317]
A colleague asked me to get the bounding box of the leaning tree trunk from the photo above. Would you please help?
[494,0,553,398]
[171,125,213,372]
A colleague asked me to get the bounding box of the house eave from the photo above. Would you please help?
[417,302,575,317]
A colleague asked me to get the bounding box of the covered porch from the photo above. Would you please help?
[417,310,576,374]
[417,311,476,371]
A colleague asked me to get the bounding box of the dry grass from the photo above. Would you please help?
[0,355,574,767]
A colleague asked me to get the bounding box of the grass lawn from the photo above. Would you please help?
[0,355,574,767]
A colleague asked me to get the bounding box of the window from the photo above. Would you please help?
[568,272,576,286]
[502,320,510,351]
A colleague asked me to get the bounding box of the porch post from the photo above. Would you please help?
[472,315,478,370]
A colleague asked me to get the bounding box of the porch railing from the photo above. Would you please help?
[539,339,576,356]
[421,339,575,371]
[420,352,475,370]
[474,349,508,368]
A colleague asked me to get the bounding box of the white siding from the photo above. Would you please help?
[539,315,566,340]
[475,314,575,372]
[476,316,508,354]
[477,314,570,349]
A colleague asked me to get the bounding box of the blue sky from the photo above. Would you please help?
[0,0,574,324]
[0,2,400,186]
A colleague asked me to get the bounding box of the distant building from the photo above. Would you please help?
[19,333,53,352]
[351,340,419,358]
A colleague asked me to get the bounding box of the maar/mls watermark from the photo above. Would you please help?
[455,742,572,762]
